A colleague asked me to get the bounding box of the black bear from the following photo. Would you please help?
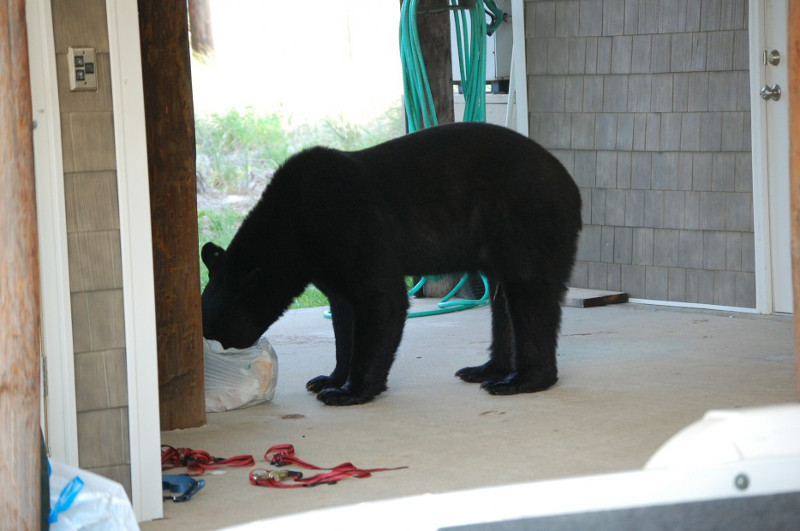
[201,122,582,406]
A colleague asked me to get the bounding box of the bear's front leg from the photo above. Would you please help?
[316,281,408,406]
[306,293,353,393]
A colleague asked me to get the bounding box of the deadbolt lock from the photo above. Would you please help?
[762,49,780,66]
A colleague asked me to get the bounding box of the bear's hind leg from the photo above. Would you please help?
[456,280,514,384]
[306,293,353,393]
[483,282,561,395]
[316,278,409,406]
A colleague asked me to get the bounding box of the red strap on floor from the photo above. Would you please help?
[251,444,407,488]
[264,444,326,469]
[161,445,255,475]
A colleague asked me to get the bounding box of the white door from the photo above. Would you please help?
[752,0,792,313]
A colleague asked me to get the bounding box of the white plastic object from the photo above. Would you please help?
[49,459,138,530]
[645,404,800,469]
[203,336,278,413]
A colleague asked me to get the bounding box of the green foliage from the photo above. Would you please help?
[195,105,405,195]
[289,105,406,153]
[291,284,329,310]
[195,109,291,194]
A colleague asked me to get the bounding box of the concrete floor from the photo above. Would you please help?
[142,299,796,530]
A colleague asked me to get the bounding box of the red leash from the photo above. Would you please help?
[161,445,255,475]
[249,444,407,488]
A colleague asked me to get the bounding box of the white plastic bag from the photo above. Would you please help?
[204,336,278,412]
[48,459,138,530]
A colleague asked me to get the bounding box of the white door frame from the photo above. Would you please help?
[28,0,162,521]
[27,0,79,467]
[510,0,529,137]
[749,0,792,314]
[105,0,163,522]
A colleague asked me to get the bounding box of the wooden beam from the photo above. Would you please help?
[138,1,206,429]
[789,0,800,401]
[188,0,214,56]
[0,0,43,527]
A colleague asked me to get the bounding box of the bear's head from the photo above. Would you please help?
[201,242,271,349]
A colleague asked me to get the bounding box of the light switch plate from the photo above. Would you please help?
[67,47,97,91]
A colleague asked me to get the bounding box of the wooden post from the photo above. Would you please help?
[0,0,42,527]
[138,1,206,429]
[789,0,800,401]
[188,0,214,56]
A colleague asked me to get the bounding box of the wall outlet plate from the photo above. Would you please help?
[67,47,97,91]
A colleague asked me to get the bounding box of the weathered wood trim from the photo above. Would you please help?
[1,0,42,526]
[788,0,800,399]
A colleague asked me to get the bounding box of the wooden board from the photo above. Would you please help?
[1,1,42,526]
[789,0,800,400]
[564,288,629,308]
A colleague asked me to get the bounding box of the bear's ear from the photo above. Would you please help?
[201,242,225,274]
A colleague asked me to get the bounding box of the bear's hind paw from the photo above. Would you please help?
[482,371,557,395]
[455,362,511,384]
[316,388,374,406]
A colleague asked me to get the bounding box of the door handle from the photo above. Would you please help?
[760,84,781,101]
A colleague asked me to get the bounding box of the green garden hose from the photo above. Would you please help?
[396,0,504,317]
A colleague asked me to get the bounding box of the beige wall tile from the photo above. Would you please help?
[85,464,132,499]
[103,348,129,408]
[67,231,123,292]
[60,115,75,173]
[85,289,126,351]
[64,171,120,233]
[70,292,92,353]
[77,408,128,468]
[74,349,128,412]
[66,111,117,172]
[74,351,108,411]
[51,0,110,53]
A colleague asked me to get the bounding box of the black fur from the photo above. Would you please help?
[201,122,582,406]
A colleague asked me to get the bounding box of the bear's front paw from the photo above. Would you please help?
[315,382,386,406]
[306,375,343,393]
[481,371,557,395]
[455,361,512,384]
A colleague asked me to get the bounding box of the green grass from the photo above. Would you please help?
[196,104,405,309]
